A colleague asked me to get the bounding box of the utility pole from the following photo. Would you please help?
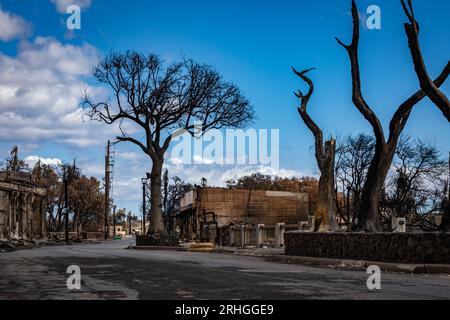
[112,205,117,238]
[128,211,132,235]
[104,140,111,240]
[64,168,69,245]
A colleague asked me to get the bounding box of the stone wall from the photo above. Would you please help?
[285,231,450,264]
[136,234,179,246]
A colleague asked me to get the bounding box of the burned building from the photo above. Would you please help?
[0,171,47,239]
[175,187,310,245]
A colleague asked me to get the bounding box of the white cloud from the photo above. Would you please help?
[169,157,184,165]
[116,151,145,162]
[0,9,32,41]
[192,155,215,165]
[80,163,104,176]
[25,155,62,167]
[50,0,92,14]
[0,36,117,147]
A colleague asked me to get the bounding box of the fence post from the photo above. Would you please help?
[240,225,246,248]
[275,223,286,249]
[256,224,265,248]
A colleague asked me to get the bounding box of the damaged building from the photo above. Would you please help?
[175,187,311,247]
[0,171,47,240]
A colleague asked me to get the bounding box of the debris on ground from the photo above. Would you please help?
[188,242,215,253]
[0,238,51,252]
[0,237,80,252]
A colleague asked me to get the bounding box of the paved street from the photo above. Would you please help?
[1,238,450,300]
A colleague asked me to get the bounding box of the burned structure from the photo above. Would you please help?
[0,171,47,239]
[175,187,310,247]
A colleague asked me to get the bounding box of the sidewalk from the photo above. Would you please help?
[215,246,284,256]
[216,246,450,274]
[266,255,450,274]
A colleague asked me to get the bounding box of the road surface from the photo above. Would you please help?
[1,238,450,300]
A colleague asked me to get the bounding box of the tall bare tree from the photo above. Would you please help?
[293,68,337,232]
[401,0,450,122]
[336,0,450,231]
[84,52,254,234]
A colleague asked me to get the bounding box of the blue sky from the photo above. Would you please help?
[0,0,449,215]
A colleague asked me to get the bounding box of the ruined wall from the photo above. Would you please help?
[0,172,46,239]
[195,188,309,227]
[285,231,450,264]
[0,190,7,237]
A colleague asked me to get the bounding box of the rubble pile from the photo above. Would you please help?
[0,237,55,253]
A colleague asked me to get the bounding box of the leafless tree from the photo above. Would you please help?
[401,0,450,121]
[335,134,375,228]
[336,0,450,231]
[293,68,337,232]
[84,52,254,234]
[162,176,192,233]
[381,137,447,230]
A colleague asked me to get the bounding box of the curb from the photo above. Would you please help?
[265,254,450,274]
[131,245,187,251]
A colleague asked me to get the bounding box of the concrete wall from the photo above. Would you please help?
[195,188,309,227]
[0,191,6,237]
[285,231,450,264]
[0,172,46,239]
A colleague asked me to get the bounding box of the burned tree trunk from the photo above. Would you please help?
[149,158,164,235]
[336,0,450,232]
[439,154,450,232]
[315,140,337,232]
[293,68,337,232]
[401,0,450,122]
[357,145,395,231]
[440,202,450,232]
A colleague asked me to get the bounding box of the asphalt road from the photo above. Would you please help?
[1,238,450,300]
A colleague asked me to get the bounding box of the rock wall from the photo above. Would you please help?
[136,234,179,246]
[285,231,450,264]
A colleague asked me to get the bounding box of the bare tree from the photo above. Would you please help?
[380,137,447,230]
[84,52,254,234]
[293,68,337,232]
[401,0,450,121]
[336,0,450,231]
[335,134,375,227]
[162,176,192,233]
